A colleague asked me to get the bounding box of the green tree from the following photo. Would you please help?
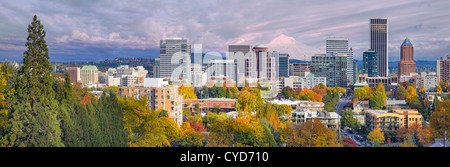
[158,109,169,118]
[395,86,407,100]
[1,15,64,147]
[370,82,387,110]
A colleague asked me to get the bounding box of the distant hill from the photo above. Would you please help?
[355,60,435,68]
[289,59,310,64]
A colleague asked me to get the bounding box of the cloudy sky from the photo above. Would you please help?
[1,0,450,62]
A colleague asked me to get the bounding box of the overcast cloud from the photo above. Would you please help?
[0,0,449,62]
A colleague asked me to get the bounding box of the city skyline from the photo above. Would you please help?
[1,0,450,62]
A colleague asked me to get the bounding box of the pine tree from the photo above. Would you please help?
[58,72,78,147]
[0,15,64,147]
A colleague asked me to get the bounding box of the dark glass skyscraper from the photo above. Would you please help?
[363,50,378,77]
[279,53,290,77]
[370,18,388,77]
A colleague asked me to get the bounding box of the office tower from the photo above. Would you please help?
[311,53,347,88]
[159,37,191,81]
[370,18,388,77]
[206,59,238,82]
[398,38,416,77]
[80,65,99,86]
[273,51,280,79]
[191,64,206,87]
[326,37,354,83]
[228,45,253,83]
[118,78,183,126]
[253,44,276,81]
[436,55,450,83]
[154,58,160,78]
[353,60,358,84]
[290,63,310,77]
[363,50,378,77]
[66,67,81,83]
[279,53,290,78]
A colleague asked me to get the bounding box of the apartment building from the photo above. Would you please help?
[365,109,423,132]
[118,78,183,126]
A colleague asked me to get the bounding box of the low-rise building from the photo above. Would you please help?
[365,109,423,132]
[290,110,340,130]
[182,98,236,113]
[386,99,408,109]
[267,99,324,111]
[352,100,370,113]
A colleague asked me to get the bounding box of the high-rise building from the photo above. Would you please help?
[311,53,347,88]
[436,55,450,83]
[159,37,191,82]
[279,53,290,78]
[154,58,160,78]
[66,67,81,83]
[363,50,378,77]
[228,45,253,85]
[206,59,238,83]
[370,18,388,77]
[253,44,276,82]
[398,38,416,77]
[353,60,358,84]
[326,37,354,84]
[80,65,99,86]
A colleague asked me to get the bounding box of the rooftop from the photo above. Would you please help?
[402,38,413,46]
[81,65,98,70]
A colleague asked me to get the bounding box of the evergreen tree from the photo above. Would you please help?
[1,15,64,147]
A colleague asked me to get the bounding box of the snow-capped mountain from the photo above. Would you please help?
[265,34,322,61]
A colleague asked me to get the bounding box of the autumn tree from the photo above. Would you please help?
[342,137,358,147]
[177,122,205,147]
[120,96,171,147]
[430,99,450,140]
[354,85,370,100]
[435,85,442,93]
[367,128,385,147]
[284,119,339,147]
[0,63,15,134]
[406,84,418,104]
[179,85,197,99]
[1,15,64,147]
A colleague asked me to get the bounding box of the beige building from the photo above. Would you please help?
[80,65,99,86]
[365,109,423,132]
[118,78,183,126]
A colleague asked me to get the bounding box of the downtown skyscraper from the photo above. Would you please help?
[326,37,353,84]
[370,18,388,77]
[159,37,191,82]
[397,38,416,77]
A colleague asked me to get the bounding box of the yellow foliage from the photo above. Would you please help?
[367,128,385,146]
[178,85,197,99]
